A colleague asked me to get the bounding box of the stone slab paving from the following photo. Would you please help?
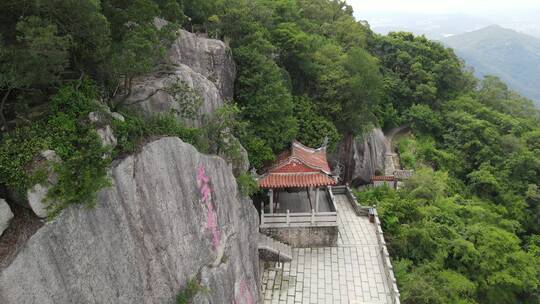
[261,194,392,304]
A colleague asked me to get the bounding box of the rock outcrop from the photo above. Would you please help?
[123,30,236,128]
[125,66,225,128]
[121,29,249,175]
[26,150,62,218]
[0,137,260,304]
[170,30,236,101]
[0,199,13,236]
[331,129,389,186]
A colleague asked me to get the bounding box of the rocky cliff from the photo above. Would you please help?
[0,137,259,304]
[331,129,389,186]
[124,29,236,128]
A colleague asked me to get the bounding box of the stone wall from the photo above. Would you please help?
[260,226,338,248]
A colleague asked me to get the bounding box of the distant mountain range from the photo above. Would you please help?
[361,12,540,40]
[365,13,492,40]
[443,25,540,105]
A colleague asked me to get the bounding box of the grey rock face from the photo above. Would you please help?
[0,137,260,304]
[111,112,125,122]
[234,141,250,176]
[26,150,61,218]
[170,30,236,100]
[120,30,249,173]
[331,128,389,186]
[96,125,117,148]
[123,29,235,128]
[88,111,118,148]
[125,65,224,128]
[0,199,14,236]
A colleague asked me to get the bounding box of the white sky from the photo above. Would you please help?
[348,0,540,14]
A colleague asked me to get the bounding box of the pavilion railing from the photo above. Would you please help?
[260,188,338,228]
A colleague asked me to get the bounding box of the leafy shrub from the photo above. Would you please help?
[0,124,51,194]
[175,279,206,304]
[0,80,110,217]
[236,172,259,197]
[166,80,203,120]
[112,112,203,156]
[200,104,246,166]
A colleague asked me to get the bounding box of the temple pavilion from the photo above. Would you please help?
[257,141,339,228]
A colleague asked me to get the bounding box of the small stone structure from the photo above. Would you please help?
[260,225,338,248]
[372,175,398,189]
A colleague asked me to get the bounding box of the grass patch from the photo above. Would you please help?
[175,279,207,304]
[112,111,203,157]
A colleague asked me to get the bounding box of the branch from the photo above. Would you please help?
[74,70,85,90]
[0,87,12,131]
[123,87,168,106]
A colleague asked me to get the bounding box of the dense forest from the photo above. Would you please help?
[0,0,539,303]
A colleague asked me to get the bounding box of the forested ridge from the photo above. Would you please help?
[0,1,539,303]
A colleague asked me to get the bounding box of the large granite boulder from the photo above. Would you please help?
[121,30,249,174]
[122,30,236,127]
[124,65,224,128]
[331,128,389,186]
[0,137,259,304]
[170,30,236,101]
[0,199,13,236]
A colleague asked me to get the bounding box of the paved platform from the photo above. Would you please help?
[261,194,392,303]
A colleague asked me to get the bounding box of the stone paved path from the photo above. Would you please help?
[261,194,392,303]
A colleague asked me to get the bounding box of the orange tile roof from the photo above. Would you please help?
[258,141,336,189]
[258,173,337,188]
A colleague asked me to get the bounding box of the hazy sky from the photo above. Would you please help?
[348,0,540,14]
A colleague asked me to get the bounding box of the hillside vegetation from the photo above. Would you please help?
[444,25,540,106]
[0,0,539,303]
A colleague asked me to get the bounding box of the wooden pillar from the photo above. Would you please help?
[306,187,313,209]
[269,189,274,214]
[315,187,320,212]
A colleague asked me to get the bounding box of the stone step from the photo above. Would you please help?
[257,234,293,262]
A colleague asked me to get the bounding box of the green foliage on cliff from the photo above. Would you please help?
[0,81,110,216]
[175,278,207,304]
[112,112,201,156]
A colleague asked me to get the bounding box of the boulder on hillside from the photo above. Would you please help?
[330,128,389,186]
[121,29,236,127]
[0,199,13,236]
[26,150,61,218]
[170,29,236,101]
[122,65,224,128]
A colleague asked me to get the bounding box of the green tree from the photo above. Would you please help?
[0,16,71,129]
